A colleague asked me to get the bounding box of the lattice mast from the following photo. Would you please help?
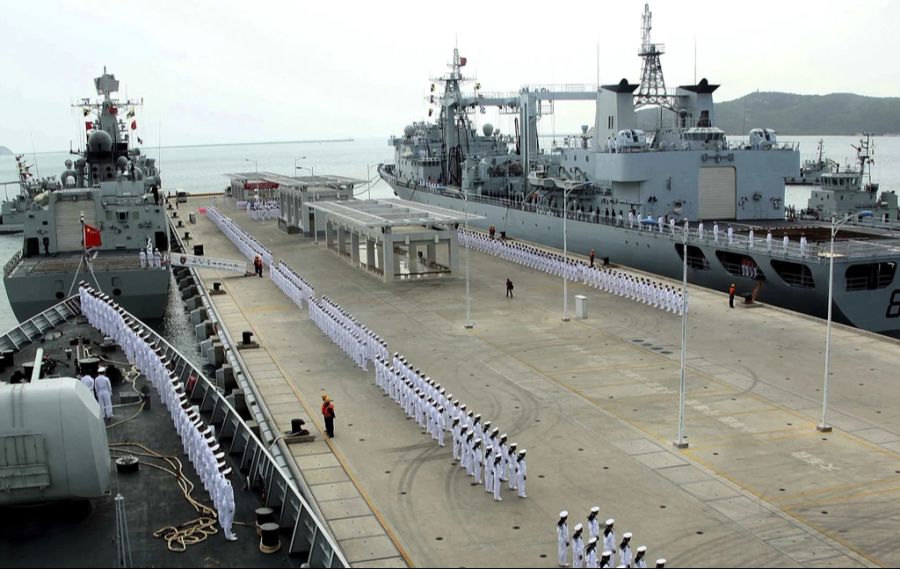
[635,4,672,110]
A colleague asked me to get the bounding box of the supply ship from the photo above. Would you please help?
[380,4,900,337]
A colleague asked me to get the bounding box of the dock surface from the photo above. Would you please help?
[184,197,900,568]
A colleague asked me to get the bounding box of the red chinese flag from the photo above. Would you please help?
[84,224,102,249]
[131,120,137,130]
[85,121,93,131]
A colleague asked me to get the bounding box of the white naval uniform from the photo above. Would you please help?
[558,521,570,567]
[572,534,585,568]
[94,373,113,419]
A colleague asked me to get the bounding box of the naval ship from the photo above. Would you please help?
[2,69,170,322]
[380,4,900,338]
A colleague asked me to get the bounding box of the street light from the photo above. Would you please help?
[296,164,315,179]
[561,183,579,322]
[674,226,690,449]
[244,158,258,173]
[818,210,873,432]
[464,189,474,329]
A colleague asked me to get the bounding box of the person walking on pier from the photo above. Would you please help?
[506,278,514,299]
[729,283,737,309]
[321,394,336,438]
[254,255,264,278]
[589,249,596,268]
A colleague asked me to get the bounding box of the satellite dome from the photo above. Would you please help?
[116,156,129,171]
[87,130,113,154]
[483,123,494,137]
[403,125,415,138]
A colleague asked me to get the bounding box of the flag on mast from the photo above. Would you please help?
[84,224,102,250]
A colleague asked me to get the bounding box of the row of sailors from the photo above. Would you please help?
[79,285,238,542]
[271,262,316,309]
[138,248,165,269]
[375,353,528,501]
[208,207,273,267]
[459,230,686,316]
[309,299,369,370]
[247,199,280,221]
[558,511,663,568]
[694,222,810,255]
[320,296,388,366]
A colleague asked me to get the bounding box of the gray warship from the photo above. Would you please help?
[786,139,836,185]
[3,69,170,322]
[380,4,900,338]
[803,134,900,222]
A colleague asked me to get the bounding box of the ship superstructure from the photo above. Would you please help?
[381,4,900,337]
[3,69,170,322]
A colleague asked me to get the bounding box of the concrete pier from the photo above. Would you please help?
[184,196,900,568]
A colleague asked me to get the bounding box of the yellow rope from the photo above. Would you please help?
[109,442,226,553]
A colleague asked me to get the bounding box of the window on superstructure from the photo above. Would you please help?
[770,260,815,289]
[845,262,896,291]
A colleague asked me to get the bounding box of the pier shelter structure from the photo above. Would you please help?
[306,198,481,282]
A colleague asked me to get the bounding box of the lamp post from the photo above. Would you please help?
[464,188,474,329]
[295,165,315,179]
[562,184,577,322]
[818,211,872,432]
[293,156,307,175]
[244,158,258,173]
[674,228,690,449]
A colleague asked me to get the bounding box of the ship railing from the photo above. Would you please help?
[3,250,22,277]
[386,178,900,262]
[522,83,597,94]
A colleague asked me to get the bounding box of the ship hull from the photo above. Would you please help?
[4,268,170,323]
[387,179,900,338]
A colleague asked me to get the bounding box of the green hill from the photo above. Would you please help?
[637,92,900,135]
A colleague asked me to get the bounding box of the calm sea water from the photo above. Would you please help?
[0,135,897,331]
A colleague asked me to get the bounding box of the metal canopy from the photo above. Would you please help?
[225,172,365,189]
[308,198,482,229]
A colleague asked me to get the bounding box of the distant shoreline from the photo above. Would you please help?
[1,137,360,156]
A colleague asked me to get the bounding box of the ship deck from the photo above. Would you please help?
[0,318,299,568]
[180,195,900,568]
[6,251,147,278]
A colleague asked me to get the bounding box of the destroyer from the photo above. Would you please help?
[3,69,170,322]
[380,4,900,337]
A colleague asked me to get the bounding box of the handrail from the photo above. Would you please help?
[379,166,900,263]
[3,250,22,277]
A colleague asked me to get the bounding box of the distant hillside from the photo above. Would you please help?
[0,146,12,156]
[636,92,900,135]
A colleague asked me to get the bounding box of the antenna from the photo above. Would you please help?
[635,3,673,110]
[693,36,697,85]
[29,130,40,179]
[596,39,601,90]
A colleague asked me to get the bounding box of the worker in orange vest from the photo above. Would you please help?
[729,283,737,309]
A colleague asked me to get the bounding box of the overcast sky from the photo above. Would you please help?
[1,0,897,152]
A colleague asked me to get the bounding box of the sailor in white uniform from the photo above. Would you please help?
[81,373,96,399]
[713,222,720,243]
[602,520,616,566]
[619,532,633,568]
[492,454,503,501]
[587,506,601,541]
[516,449,527,498]
[585,538,599,569]
[139,249,147,269]
[557,512,570,567]
[633,546,648,568]
[766,230,773,251]
[572,524,585,568]
[216,473,238,541]
[94,366,113,420]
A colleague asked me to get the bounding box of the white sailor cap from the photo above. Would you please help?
[601,551,612,558]
[588,537,598,545]
[491,427,500,436]
[559,511,568,518]
[605,518,615,526]
[637,546,647,553]
[518,449,527,456]
[656,560,666,568]
[98,366,107,373]
[474,414,481,420]
[509,442,517,449]
[473,438,482,446]
[590,506,600,514]
[623,532,632,540]
[574,523,583,532]
[500,433,508,440]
